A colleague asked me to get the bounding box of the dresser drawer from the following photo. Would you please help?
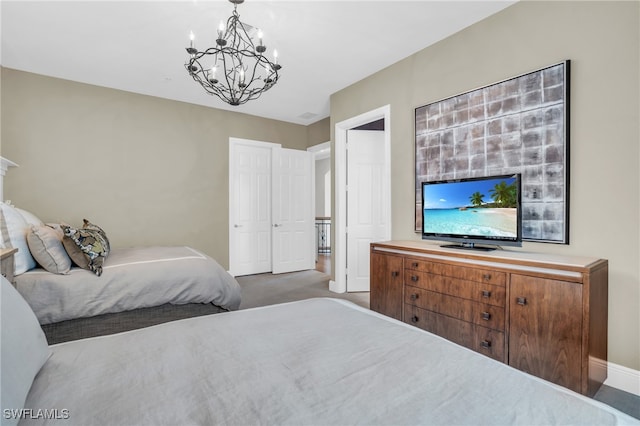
[405,286,505,331]
[405,258,506,287]
[404,305,505,362]
[404,270,505,307]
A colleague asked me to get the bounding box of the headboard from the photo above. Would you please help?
[0,157,18,202]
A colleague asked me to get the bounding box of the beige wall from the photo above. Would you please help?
[307,117,330,148]
[0,68,312,270]
[330,1,639,371]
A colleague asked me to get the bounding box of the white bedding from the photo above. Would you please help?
[21,298,638,426]
[15,246,241,324]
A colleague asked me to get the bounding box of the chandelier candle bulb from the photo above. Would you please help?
[273,50,281,70]
[256,29,266,53]
[186,31,197,55]
[208,66,218,84]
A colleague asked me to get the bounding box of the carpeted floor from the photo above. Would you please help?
[237,269,369,310]
[235,269,639,420]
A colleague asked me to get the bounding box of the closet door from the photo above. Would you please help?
[229,140,274,276]
[271,148,315,274]
[229,139,315,277]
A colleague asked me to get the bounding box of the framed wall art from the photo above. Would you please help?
[414,61,570,244]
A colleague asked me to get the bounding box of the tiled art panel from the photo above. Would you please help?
[415,62,569,243]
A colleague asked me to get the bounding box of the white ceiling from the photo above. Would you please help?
[1,0,517,125]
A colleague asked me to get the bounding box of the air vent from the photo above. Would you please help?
[298,112,318,120]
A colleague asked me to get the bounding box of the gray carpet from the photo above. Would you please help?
[235,269,639,420]
[237,269,369,310]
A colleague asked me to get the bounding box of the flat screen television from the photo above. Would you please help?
[421,174,522,251]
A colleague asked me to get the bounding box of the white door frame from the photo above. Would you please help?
[331,105,391,293]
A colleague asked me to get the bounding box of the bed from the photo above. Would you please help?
[3,277,638,426]
[0,202,241,344]
[16,246,242,344]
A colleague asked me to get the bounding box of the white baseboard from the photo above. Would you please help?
[604,361,640,396]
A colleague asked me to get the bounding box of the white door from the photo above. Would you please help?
[272,148,315,274]
[346,130,387,292]
[229,140,274,276]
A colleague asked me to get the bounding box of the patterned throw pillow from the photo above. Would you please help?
[61,236,90,270]
[60,219,110,276]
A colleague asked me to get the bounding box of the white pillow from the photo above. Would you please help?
[15,207,44,227]
[0,203,37,275]
[0,276,51,426]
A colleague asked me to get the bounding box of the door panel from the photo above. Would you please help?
[509,275,583,393]
[272,148,315,274]
[229,142,273,276]
[370,252,404,320]
[347,130,387,292]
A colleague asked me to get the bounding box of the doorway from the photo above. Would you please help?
[308,142,332,276]
[332,105,391,293]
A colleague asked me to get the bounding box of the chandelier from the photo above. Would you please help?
[185,0,281,106]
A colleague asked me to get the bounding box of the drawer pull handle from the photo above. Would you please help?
[480,340,492,349]
[411,262,419,268]
[411,275,419,282]
[391,271,399,277]
[481,312,491,321]
[411,316,419,323]
[482,273,492,281]
[481,290,491,298]
[410,293,419,301]
[516,297,527,306]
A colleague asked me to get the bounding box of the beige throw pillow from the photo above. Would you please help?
[26,224,72,274]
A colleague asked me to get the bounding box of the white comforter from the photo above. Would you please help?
[21,298,638,426]
[15,246,241,324]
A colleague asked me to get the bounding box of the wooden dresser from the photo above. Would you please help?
[370,240,608,397]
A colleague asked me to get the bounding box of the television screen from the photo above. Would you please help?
[422,174,522,250]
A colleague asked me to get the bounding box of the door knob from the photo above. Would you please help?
[233,224,242,228]
[273,224,282,227]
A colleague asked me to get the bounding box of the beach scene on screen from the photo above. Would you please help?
[423,177,518,237]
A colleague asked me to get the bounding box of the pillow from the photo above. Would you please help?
[15,207,44,227]
[0,203,37,275]
[0,275,51,426]
[61,235,90,270]
[61,219,110,276]
[26,224,72,274]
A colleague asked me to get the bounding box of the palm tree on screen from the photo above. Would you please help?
[469,192,485,207]
[490,181,517,207]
